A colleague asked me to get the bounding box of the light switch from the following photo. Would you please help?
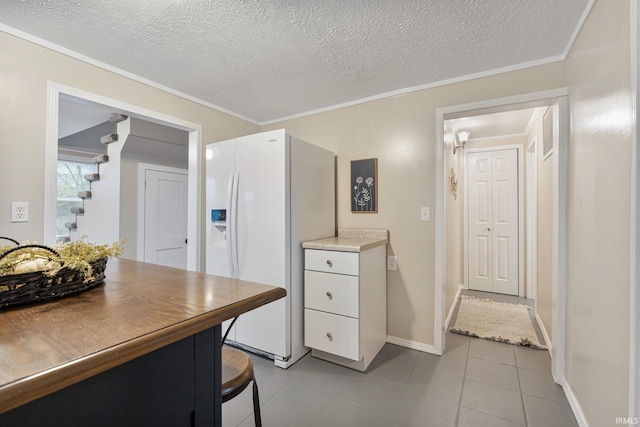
[387,256,398,271]
[421,207,430,222]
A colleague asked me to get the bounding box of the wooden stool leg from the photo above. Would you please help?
[252,376,262,427]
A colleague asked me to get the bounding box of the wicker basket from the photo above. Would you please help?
[0,240,107,310]
[0,236,20,247]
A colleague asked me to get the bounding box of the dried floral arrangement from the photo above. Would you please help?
[0,237,125,284]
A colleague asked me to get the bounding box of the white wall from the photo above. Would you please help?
[524,110,554,342]
[443,120,464,324]
[564,0,634,424]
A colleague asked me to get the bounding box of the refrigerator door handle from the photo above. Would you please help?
[230,170,240,278]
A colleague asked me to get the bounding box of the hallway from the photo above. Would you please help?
[222,291,577,426]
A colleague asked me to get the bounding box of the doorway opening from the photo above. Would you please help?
[464,145,523,297]
[435,89,569,385]
[44,82,202,271]
[137,163,189,269]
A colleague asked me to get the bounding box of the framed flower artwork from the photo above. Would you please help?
[351,158,378,213]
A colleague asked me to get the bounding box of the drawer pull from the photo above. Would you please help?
[326,259,333,267]
[326,332,333,341]
[326,291,333,300]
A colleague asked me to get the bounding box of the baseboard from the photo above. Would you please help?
[535,313,589,427]
[386,335,438,355]
[531,312,589,426]
[562,379,590,427]
[535,312,553,354]
[445,284,464,331]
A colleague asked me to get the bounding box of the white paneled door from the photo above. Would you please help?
[468,149,519,295]
[144,168,188,269]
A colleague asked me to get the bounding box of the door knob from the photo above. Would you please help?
[326,260,333,267]
[487,228,491,232]
[326,291,333,300]
[326,332,333,341]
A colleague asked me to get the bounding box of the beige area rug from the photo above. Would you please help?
[450,295,547,350]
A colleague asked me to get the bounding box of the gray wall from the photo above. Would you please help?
[58,121,112,153]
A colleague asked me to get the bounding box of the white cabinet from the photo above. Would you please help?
[305,309,360,360]
[305,250,359,275]
[303,242,387,371]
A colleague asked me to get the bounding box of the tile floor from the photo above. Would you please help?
[223,291,578,426]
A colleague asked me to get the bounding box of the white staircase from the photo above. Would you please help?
[65,113,127,243]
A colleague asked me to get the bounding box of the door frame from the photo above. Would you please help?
[44,81,202,271]
[526,137,538,301]
[630,0,639,419]
[137,163,188,264]
[435,88,568,385]
[463,145,524,297]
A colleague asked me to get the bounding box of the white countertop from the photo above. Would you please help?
[302,229,388,252]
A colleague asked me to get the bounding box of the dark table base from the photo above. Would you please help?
[1,325,221,427]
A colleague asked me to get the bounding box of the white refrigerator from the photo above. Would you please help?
[205,129,335,368]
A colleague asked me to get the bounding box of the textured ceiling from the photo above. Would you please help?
[0,0,588,124]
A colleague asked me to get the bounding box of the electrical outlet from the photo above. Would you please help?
[387,255,398,271]
[11,202,28,223]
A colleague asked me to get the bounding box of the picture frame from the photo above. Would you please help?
[351,158,378,213]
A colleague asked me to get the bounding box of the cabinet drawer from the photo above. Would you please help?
[304,271,359,317]
[304,309,359,361]
[305,249,359,276]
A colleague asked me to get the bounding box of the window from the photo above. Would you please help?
[57,159,96,238]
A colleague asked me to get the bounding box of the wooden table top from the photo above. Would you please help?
[0,258,286,414]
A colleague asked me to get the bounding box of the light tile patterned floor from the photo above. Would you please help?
[224,291,578,427]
